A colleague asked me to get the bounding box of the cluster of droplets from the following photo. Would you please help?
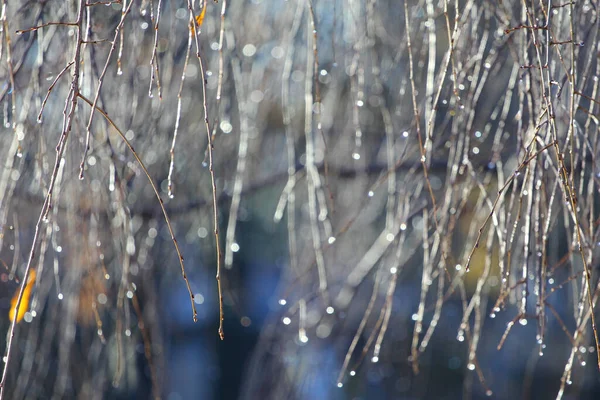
[489,306,501,319]
[536,335,547,356]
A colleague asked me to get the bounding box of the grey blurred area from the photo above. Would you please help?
[1,1,600,400]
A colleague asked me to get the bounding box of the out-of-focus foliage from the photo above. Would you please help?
[1,0,600,399]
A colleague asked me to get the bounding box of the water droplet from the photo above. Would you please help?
[467,363,475,370]
[352,152,361,160]
[58,293,64,300]
[350,370,356,376]
[486,390,493,397]
[368,190,374,197]
[278,299,287,306]
[337,383,343,388]
[371,356,379,363]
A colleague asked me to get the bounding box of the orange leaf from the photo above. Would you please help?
[9,269,36,323]
[195,6,207,30]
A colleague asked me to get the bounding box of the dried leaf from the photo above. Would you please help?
[195,6,207,30]
[9,269,37,323]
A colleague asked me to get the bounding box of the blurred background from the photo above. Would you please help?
[1,0,600,399]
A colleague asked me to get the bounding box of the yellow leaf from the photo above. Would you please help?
[9,269,36,323]
[195,6,207,31]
